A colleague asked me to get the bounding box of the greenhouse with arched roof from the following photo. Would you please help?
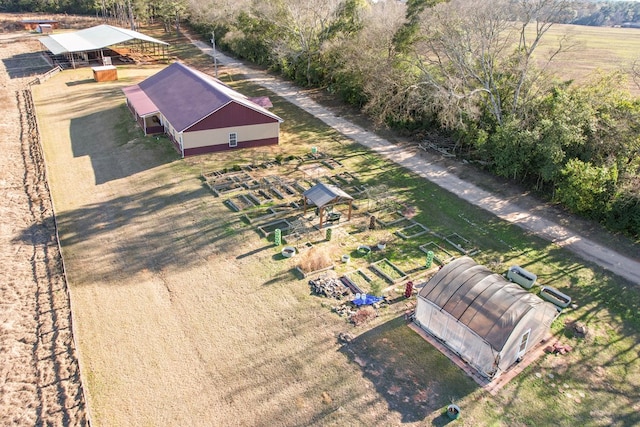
[414,256,560,379]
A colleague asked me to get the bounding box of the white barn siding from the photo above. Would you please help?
[182,123,280,150]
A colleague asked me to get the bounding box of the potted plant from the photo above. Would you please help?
[446,404,461,420]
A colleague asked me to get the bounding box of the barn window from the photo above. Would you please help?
[229,132,238,147]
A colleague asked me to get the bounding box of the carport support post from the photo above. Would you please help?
[319,207,324,228]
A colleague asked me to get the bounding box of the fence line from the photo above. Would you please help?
[23,69,93,427]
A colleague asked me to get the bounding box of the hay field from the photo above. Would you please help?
[534,23,640,92]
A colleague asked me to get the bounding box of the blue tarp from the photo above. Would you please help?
[351,294,383,306]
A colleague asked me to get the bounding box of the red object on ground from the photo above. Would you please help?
[405,281,414,298]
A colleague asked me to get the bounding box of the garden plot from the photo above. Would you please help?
[323,175,342,186]
[257,218,293,238]
[225,193,260,212]
[395,220,431,239]
[444,233,480,256]
[293,179,315,194]
[248,189,273,205]
[322,158,343,169]
[382,217,415,231]
[335,171,358,184]
[373,209,406,227]
[243,207,278,224]
[203,171,254,196]
[343,184,367,198]
[343,268,374,293]
[369,258,408,284]
[262,176,299,200]
[243,178,261,190]
[419,241,456,265]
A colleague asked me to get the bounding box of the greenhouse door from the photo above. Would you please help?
[517,329,531,359]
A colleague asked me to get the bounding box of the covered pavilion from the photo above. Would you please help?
[303,182,354,228]
[39,24,169,68]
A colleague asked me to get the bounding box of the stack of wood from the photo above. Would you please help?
[332,304,357,318]
[545,341,574,355]
[309,277,351,299]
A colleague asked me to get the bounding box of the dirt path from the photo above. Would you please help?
[0,33,86,425]
[189,38,640,286]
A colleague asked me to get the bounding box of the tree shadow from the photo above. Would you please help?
[69,106,178,184]
[339,316,477,423]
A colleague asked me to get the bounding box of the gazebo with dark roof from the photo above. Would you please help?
[302,182,354,228]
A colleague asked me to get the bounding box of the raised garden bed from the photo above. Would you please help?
[293,180,313,194]
[418,242,455,265]
[294,263,335,278]
[249,189,273,205]
[340,275,364,295]
[322,158,343,169]
[395,221,431,239]
[243,207,277,224]
[257,219,292,238]
[207,181,244,197]
[444,233,480,256]
[507,265,537,289]
[335,171,358,184]
[343,269,373,292]
[225,193,261,212]
[370,258,408,284]
[540,286,571,308]
[243,179,261,190]
[374,210,407,227]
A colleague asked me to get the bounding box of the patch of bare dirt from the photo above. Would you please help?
[0,17,87,426]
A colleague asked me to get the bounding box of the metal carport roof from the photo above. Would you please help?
[39,24,168,55]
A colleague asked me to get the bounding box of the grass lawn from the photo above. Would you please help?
[32,25,640,426]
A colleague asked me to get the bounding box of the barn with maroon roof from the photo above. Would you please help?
[122,62,283,157]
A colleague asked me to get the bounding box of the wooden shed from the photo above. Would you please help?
[21,19,59,31]
[92,65,118,82]
[36,24,53,34]
[122,62,283,157]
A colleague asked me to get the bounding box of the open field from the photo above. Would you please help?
[29,31,640,426]
[533,23,640,94]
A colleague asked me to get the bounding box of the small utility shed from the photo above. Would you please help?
[122,62,283,157]
[414,256,559,379]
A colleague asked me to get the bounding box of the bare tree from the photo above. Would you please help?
[251,0,346,86]
[406,0,574,129]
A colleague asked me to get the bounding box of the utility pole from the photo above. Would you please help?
[211,31,218,79]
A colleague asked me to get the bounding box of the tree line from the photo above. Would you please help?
[3,0,639,239]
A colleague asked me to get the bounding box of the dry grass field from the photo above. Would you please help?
[534,23,640,94]
[33,66,481,426]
